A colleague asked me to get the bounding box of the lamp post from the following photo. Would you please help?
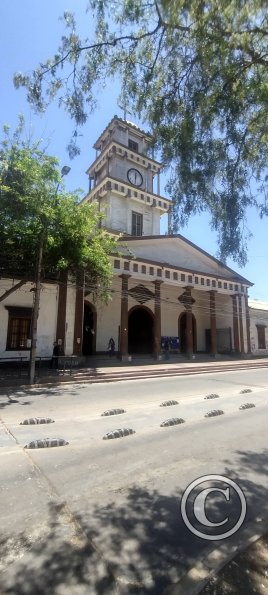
[28,165,71,384]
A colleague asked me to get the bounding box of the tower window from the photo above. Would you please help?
[132,212,143,236]
[128,139,139,152]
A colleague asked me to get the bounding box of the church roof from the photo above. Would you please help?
[93,115,152,149]
[120,234,253,286]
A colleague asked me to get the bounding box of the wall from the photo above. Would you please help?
[0,279,58,359]
[129,238,244,280]
[103,193,160,235]
[93,277,234,354]
[95,278,122,351]
[250,307,268,355]
[65,281,76,355]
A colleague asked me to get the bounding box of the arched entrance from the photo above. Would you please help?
[179,312,197,353]
[82,302,97,355]
[128,307,154,354]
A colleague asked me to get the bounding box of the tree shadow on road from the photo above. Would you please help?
[0,448,268,594]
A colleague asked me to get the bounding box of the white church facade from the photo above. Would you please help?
[1,116,267,362]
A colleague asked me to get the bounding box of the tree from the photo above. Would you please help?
[0,120,117,381]
[14,0,268,265]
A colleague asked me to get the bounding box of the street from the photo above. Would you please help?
[1,368,268,594]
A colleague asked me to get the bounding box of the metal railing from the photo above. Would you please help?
[0,355,80,378]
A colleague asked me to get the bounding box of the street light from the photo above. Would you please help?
[61,165,71,177]
[28,165,71,384]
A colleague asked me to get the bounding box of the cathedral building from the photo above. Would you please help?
[73,116,253,358]
[0,116,263,361]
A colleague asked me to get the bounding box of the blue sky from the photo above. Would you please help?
[1,1,268,300]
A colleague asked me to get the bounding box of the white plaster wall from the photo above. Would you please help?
[161,284,183,337]
[105,192,159,235]
[92,273,242,355]
[95,279,122,351]
[37,285,58,356]
[152,209,161,235]
[142,206,155,236]
[250,307,268,354]
[108,195,128,232]
[241,295,248,352]
[215,293,234,351]
[65,281,76,355]
[128,238,242,279]
[112,126,147,154]
[109,157,151,191]
[0,279,58,359]
[190,289,209,351]
[109,158,128,184]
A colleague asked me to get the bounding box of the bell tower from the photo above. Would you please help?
[83,116,172,235]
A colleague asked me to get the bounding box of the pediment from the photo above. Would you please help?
[122,235,251,284]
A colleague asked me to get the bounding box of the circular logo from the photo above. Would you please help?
[180,474,247,541]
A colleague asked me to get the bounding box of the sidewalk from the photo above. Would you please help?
[1,353,268,389]
[199,531,268,594]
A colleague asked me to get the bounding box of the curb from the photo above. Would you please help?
[1,360,268,391]
[163,514,268,594]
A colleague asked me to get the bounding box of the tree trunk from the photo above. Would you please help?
[29,237,43,384]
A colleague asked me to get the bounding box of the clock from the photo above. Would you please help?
[127,168,143,187]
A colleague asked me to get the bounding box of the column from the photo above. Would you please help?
[238,294,245,354]
[153,280,162,359]
[232,295,240,352]
[157,171,160,195]
[119,274,130,360]
[245,294,251,354]
[73,270,85,355]
[185,286,193,357]
[209,291,217,356]
[56,271,68,351]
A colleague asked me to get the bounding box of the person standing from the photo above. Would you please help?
[164,338,170,360]
[108,337,115,357]
[51,342,60,369]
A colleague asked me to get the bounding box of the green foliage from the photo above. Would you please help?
[0,120,116,299]
[13,0,268,264]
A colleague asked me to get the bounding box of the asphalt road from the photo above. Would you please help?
[1,368,268,594]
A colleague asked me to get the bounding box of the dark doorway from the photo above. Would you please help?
[82,303,96,355]
[128,308,154,354]
[179,312,197,353]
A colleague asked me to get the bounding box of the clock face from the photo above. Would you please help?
[127,168,143,187]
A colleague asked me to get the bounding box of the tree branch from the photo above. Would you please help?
[0,279,27,304]
[39,23,164,79]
